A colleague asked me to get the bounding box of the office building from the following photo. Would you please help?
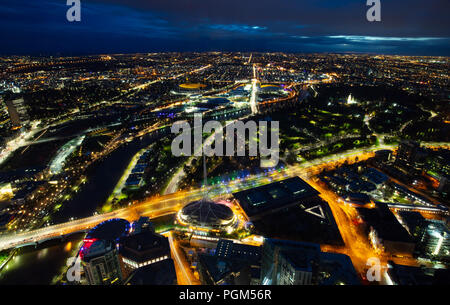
[416,220,450,262]
[118,230,172,278]
[260,238,320,285]
[81,239,123,285]
[79,218,131,285]
[5,98,29,128]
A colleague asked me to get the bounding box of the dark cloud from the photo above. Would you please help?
[92,0,450,36]
[0,0,449,55]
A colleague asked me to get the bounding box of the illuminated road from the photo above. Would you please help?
[0,147,371,251]
[131,65,212,91]
[313,178,433,282]
[308,179,381,280]
[0,191,201,251]
[0,146,378,250]
[167,231,200,285]
[1,142,449,263]
[0,121,42,166]
[249,64,259,114]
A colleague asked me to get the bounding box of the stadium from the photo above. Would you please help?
[177,198,237,231]
[172,83,209,95]
[79,218,130,259]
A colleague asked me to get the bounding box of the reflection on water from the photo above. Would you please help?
[51,133,163,224]
[0,233,85,285]
[64,242,72,252]
[0,131,167,284]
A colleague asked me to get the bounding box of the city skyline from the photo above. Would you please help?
[0,0,449,56]
[0,0,449,289]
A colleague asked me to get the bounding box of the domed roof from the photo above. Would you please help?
[180,198,235,228]
[86,218,130,241]
[80,218,130,260]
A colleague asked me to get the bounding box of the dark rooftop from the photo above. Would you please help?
[119,231,170,263]
[387,261,434,285]
[198,254,249,284]
[248,194,344,245]
[233,176,320,219]
[215,239,261,264]
[357,204,413,243]
[126,259,176,285]
[280,249,314,271]
[86,218,130,242]
[318,252,361,285]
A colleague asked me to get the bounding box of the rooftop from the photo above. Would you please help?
[86,218,130,242]
[357,204,413,243]
[119,231,170,263]
[233,176,320,219]
[125,259,176,285]
[179,198,235,228]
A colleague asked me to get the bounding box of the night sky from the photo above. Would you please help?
[1,0,449,56]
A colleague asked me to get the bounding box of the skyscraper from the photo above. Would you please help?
[260,238,320,285]
[81,239,123,285]
[5,98,28,129]
[79,218,130,285]
[118,230,172,279]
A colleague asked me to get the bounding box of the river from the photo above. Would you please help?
[0,233,85,285]
[51,130,166,224]
[0,130,167,284]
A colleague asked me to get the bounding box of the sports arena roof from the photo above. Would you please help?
[233,177,320,219]
[179,198,235,229]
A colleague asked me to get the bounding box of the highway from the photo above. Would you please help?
[0,121,42,166]
[0,143,392,251]
[1,141,449,286]
[167,231,201,285]
[131,65,212,91]
[249,64,259,114]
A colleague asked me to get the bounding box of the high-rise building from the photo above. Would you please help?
[398,211,426,240]
[260,238,360,285]
[386,261,434,285]
[416,221,450,262]
[317,252,360,285]
[5,98,29,128]
[118,230,172,279]
[81,239,123,285]
[212,239,261,285]
[124,259,177,285]
[277,250,315,285]
[215,239,261,261]
[117,217,176,284]
[79,218,131,285]
[260,238,320,285]
[79,218,176,285]
[357,203,415,255]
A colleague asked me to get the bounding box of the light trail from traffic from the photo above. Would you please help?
[2,141,449,251]
[167,231,200,285]
[249,64,259,114]
[1,142,448,287]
